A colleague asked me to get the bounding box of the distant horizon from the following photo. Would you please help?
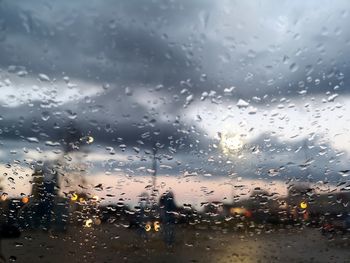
[1,163,345,210]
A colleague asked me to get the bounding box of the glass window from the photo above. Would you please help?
[0,1,349,262]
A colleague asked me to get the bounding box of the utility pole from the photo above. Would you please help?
[151,145,158,206]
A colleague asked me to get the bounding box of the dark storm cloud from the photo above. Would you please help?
[0,0,211,86]
[1,0,349,102]
[0,99,209,153]
[1,0,350,183]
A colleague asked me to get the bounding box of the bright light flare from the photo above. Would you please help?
[145,223,151,232]
[71,193,78,201]
[300,201,308,209]
[84,219,93,228]
[21,196,29,204]
[220,132,243,155]
[230,207,245,215]
[80,136,94,144]
[154,221,161,232]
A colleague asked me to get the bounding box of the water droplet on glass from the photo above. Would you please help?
[17,70,28,77]
[237,99,249,108]
[80,136,94,144]
[289,63,298,72]
[41,111,50,121]
[66,110,77,120]
[224,86,235,93]
[125,87,133,96]
[327,93,338,102]
[38,73,50,82]
[248,106,257,114]
[200,74,207,82]
[26,137,39,143]
[184,94,194,107]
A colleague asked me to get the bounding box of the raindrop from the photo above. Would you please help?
[283,55,290,64]
[125,87,133,96]
[184,94,194,107]
[4,78,11,86]
[38,73,50,82]
[9,256,17,262]
[26,137,39,143]
[80,136,94,144]
[41,111,50,121]
[327,93,338,102]
[289,63,299,72]
[200,74,207,82]
[268,169,279,177]
[119,144,126,151]
[66,110,77,120]
[8,177,15,184]
[248,106,257,114]
[155,84,164,91]
[14,242,23,247]
[45,141,60,147]
[237,99,249,108]
[224,86,235,93]
[201,91,208,100]
[17,70,28,77]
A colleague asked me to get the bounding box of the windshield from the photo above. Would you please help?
[0,1,349,262]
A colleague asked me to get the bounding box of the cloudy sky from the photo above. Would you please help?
[0,0,350,206]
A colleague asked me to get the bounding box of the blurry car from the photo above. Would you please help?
[321,213,350,238]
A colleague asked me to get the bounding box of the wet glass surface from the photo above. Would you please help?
[0,1,349,262]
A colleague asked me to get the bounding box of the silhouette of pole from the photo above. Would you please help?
[151,145,158,203]
[303,139,311,181]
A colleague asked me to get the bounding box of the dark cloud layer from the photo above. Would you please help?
[1,0,350,184]
[1,0,350,100]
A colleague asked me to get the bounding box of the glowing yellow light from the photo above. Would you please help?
[80,136,94,144]
[92,195,99,202]
[21,196,29,204]
[154,221,161,232]
[230,207,245,215]
[79,197,85,203]
[300,201,308,209]
[71,193,78,201]
[145,223,151,232]
[220,132,243,155]
[87,136,94,144]
[84,219,93,228]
